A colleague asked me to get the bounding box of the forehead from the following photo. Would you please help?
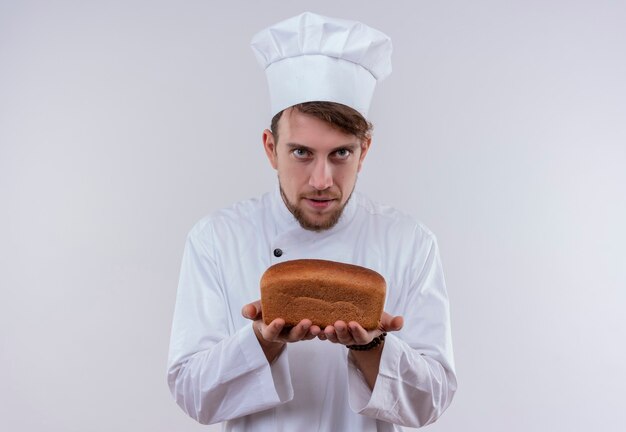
[277,109,359,149]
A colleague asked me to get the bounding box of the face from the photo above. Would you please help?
[263,108,371,231]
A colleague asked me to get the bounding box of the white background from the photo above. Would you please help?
[1,1,625,431]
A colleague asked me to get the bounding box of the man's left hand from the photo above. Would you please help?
[318,311,404,346]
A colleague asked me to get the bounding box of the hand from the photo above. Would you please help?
[318,311,404,347]
[241,300,322,345]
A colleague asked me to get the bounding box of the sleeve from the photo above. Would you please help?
[166,224,293,425]
[346,230,457,427]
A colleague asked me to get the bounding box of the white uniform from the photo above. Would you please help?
[167,186,457,431]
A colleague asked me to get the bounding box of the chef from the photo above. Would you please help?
[167,11,457,431]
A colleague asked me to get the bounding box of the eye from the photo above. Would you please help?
[333,148,352,160]
[292,148,311,159]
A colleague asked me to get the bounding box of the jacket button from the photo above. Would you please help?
[273,248,283,257]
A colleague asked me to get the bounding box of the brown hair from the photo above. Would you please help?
[270,101,373,145]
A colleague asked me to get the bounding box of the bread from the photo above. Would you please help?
[260,259,386,330]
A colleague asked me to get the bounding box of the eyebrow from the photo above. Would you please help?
[285,142,360,152]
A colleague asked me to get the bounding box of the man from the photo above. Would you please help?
[167,12,456,431]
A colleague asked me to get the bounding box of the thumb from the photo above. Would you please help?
[380,312,404,332]
[242,300,262,320]
[389,315,404,332]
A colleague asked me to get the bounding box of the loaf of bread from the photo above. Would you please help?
[260,259,386,330]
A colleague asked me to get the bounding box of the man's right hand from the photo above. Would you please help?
[242,300,321,363]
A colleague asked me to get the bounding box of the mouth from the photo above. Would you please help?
[303,197,337,210]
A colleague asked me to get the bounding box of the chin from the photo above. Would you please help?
[296,209,343,232]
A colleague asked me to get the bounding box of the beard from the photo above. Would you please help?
[279,183,353,232]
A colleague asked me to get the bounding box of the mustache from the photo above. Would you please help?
[301,190,341,200]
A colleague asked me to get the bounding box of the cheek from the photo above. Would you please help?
[278,162,307,188]
[335,163,359,184]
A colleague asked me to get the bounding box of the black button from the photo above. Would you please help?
[273,248,283,257]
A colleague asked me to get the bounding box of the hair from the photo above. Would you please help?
[270,101,373,146]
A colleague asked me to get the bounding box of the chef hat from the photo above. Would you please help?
[251,11,392,118]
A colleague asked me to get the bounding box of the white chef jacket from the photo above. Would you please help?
[167,185,456,431]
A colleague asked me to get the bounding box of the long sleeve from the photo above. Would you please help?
[166,224,293,425]
[346,231,457,427]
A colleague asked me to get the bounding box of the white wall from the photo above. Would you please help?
[1,1,624,431]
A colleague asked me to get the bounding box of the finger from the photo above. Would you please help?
[380,312,404,332]
[389,315,404,331]
[303,325,321,341]
[261,318,285,341]
[324,325,339,343]
[286,319,312,342]
[334,321,354,345]
[242,300,262,320]
[348,321,371,345]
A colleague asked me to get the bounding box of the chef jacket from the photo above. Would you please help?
[167,185,457,431]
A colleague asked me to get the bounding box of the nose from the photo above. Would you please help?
[309,158,333,190]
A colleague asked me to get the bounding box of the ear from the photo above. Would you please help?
[262,129,278,170]
[357,136,372,172]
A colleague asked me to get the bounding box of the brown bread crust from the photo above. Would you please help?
[260,259,386,330]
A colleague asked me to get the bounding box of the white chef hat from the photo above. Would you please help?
[251,11,392,118]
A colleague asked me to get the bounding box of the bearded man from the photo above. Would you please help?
[167,12,456,431]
